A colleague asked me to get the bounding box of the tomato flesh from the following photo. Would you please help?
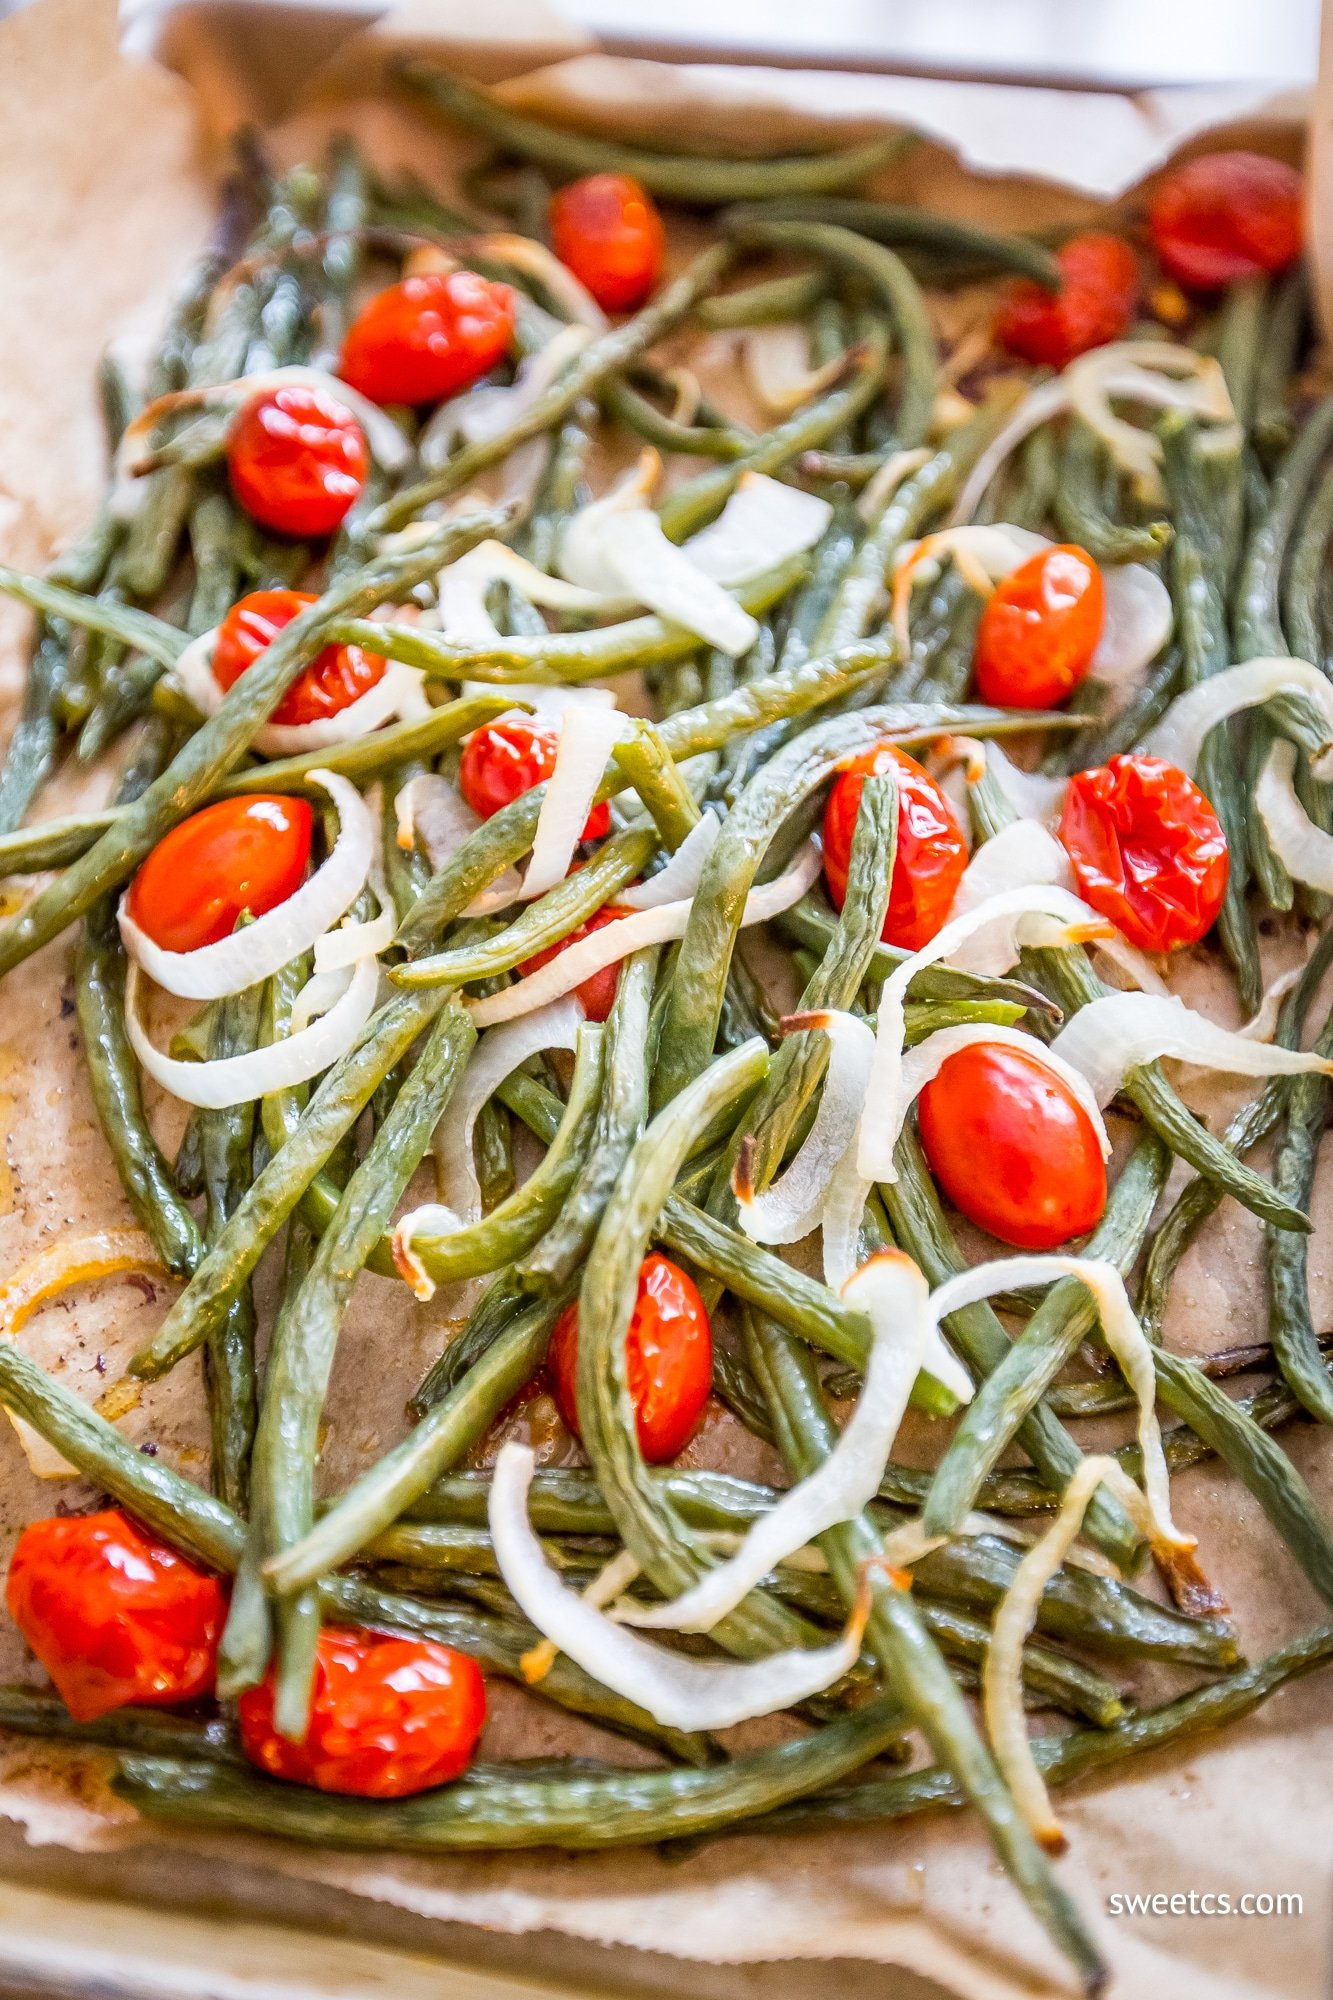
[459,719,611,842]
[550,173,666,313]
[227,384,369,538]
[1149,150,1303,292]
[340,270,516,407]
[6,1511,225,1723]
[1059,753,1228,953]
[126,794,313,954]
[974,545,1105,710]
[212,589,388,728]
[238,1625,486,1798]
[822,743,968,953]
[917,1042,1107,1250]
[548,1252,712,1463]
[994,233,1139,369]
[520,905,628,1021]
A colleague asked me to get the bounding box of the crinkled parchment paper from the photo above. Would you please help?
[1,3,1332,1995]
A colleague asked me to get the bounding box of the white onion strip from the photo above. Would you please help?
[618,811,720,909]
[1050,990,1333,1108]
[433,996,584,1225]
[1257,737,1333,889]
[682,474,831,586]
[468,842,822,1029]
[522,707,630,902]
[125,955,378,1109]
[421,324,594,471]
[118,773,371,1002]
[592,509,759,657]
[736,1010,876,1246]
[174,630,426,757]
[434,539,604,647]
[619,1252,931,1635]
[489,1441,870,1728]
[1146,657,1333,782]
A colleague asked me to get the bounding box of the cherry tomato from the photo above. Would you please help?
[974,545,1105,710]
[227,384,369,538]
[238,1625,486,1799]
[6,1511,225,1723]
[548,1252,712,1463]
[994,233,1139,369]
[211,589,388,729]
[459,719,611,842]
[340,271,516,407]
[1149,150,1303,292]
[126,794,313,954]
[917,1042,1107,1250]
[520,904,628,1021]
[1058,753,1228,953]
[822,744,968,953]
[549,174,666,313]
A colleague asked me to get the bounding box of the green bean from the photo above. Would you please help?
[600,375,752,459]
[312,137,367,367]
[400,65,909,204]
[1267,1044,1333,1423]
[612,723,701,848]
[1252,265,1307,463]
[0,568,186,666]
[724,196,1060,286]
[199,980,263,1511]
[1282,445,1333,668]
[911,1599,1125,1727]
[698,270,828,328]
[0,1686,242,1766]
[1053,418,1171,563]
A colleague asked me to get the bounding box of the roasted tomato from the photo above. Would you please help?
[822,743,968,953]
[340,270,516,406]
[126,795,313,954]
[227,384,369,538]
[211,589,387,728]
[917,1042,1107,1250]
[1059,753,1228,952]
[994,233,1139,369]
[519,905,629,1021]
[549,174,666,313]
[974,545,1105,710]
[459,718,611,841]
[6,1512,225,1722]
[238,1625,486,1799]
[548,1252,712,1463]
[1149,150,1303,292]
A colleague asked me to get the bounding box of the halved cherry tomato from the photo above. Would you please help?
[1058,753,1228,953]
[917,1042,1107,1250]
[238,1625,486,1799]
[974,544,1105,710]
[211,589,388,728]
[227,384,369,538]
[6,1511,225,1723]
[340,270,516,407]
[520,904,628,1021]
[548,1251,712,1463]
[126,795,313,954]
[459,718,611,841]
[822,743,968,953]
[994,233,1139,369]
[1149,150,1303,292]
[550,173,665,314]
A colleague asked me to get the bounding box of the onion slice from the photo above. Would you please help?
[682,474,832,587]
[522,705,630,902]
[1146,657,1333,782]
[434,538,604,646]
[735,1010,876,1246]
[420,324,594,471]
[742,324,846,416]
[489,1440,871,1728]
[1050,989,1333,1107]
[173,630,427,757]
[125,955,379,1109]
[1257,737,1333,889]
[619,1250,931,1634]
[118,772,372,1001]
[1092,563,1173,689]
[433,996,584,1224]
[618,811,720,909]
[586,509,759,657]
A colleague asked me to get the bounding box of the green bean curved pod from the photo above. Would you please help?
[724,196,1060,286]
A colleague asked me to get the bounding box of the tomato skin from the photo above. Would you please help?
[994,233,1139,369]
[212,589,388,728]
[227,385,369,538]
[6,1512,225,1723]
[549,1252,712,1463]
[974,545,1105,710]
[917,1043,1107,1250]
[238,1626,486,1799]
[126,795,313,954]
[1059,753,1228,953]
[822,744,968,953]
[550,174,666,313]
[1149,150,1303,292]
[520,905,627,1021]
[340,271,516,407]
[458,719,611,842]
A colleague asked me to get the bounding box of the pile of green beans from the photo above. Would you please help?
[3,106,1333,2000]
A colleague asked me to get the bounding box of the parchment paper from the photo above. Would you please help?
[1,3,1333,1995]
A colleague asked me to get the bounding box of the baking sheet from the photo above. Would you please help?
[1,2,1332,1995]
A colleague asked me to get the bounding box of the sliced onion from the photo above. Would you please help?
[735,1010,875,1246]
[118,772,371,1001]
[122,365,410,478]
[434,538,603,647]
[903,1025,1109,1160]
[857,447,932,525]
[620,1250,931,1634]
[1237,963,1303,1044]
[420,323,594,472]
[1050,989,1333,1107]
[476,235,609,333]
[391,1201,465,1302]
[618,811,721,909]
[489,1440,870,1728]
[396,773,482,870]
[588,509,759,657]
[558,453,662,597]
[1146,657,1333,781]
[433,996,584,1224]
[468,843,822,1029]
[742,326,846,417]
[522,706,630,902]
[947,378,1073,528]
[682,473,832,588]
[314,905,395,973]
[125,954,378,1109]
[981,741,1068,826]
[1257,737,1333,889]
[1092,564,1173,689]
[173,630,426,757]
